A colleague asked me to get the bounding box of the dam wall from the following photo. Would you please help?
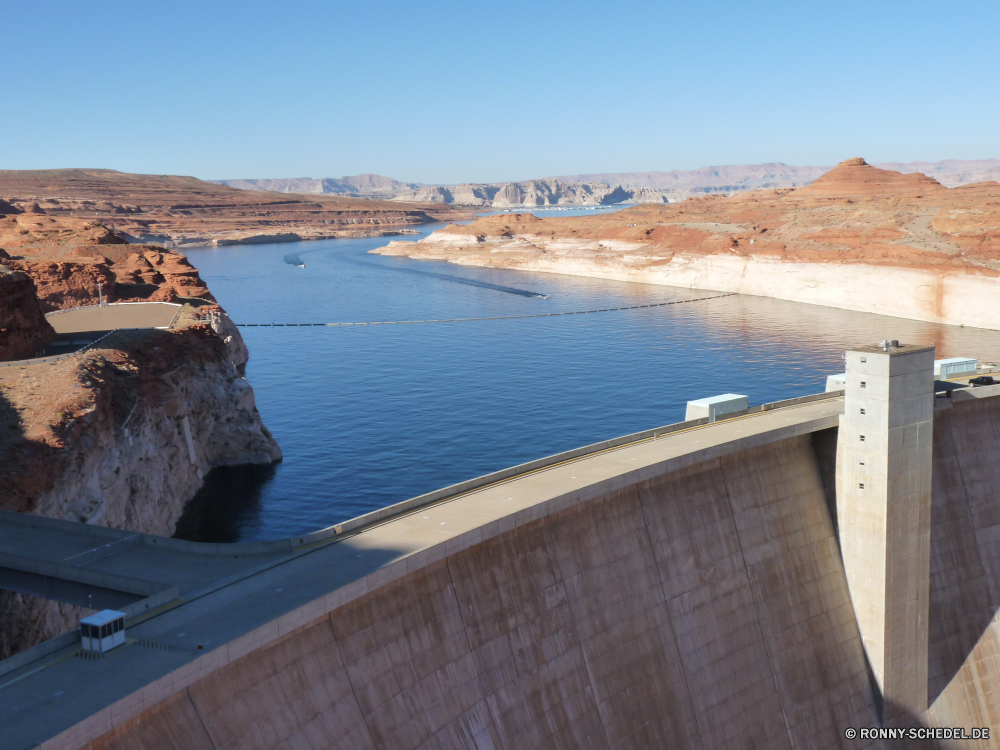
[96,432,881,750]
[923,394,1000,733]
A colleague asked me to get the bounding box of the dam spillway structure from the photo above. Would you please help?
[1,342,1000,749]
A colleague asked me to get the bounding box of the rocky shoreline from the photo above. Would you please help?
[372,159,1000,330]
[0,215,283,657]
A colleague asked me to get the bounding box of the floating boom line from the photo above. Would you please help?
[236,294,735,327]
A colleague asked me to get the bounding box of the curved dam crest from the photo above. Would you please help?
[5,382,1000,749]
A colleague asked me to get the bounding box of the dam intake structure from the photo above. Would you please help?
[2,344,1000,749]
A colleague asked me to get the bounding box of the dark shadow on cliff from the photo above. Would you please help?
[172,463,277,543]
[0,380,61,514]
[0,385,92,660]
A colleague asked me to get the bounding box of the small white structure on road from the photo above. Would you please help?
[825,373,847,392]
[80,610,126,654]
[934,357,977,379]
[685,394,748,422]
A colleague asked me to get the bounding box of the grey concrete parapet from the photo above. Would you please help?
[0,510,135,542]
[0,389,849,563]
[0,630,80,679]
[0,552,169,597]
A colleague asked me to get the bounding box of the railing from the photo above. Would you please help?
[0,329,121,369]
[142,388,846,556]
[0,387,845,679]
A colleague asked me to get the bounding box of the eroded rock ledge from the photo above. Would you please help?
[0,221,281,658]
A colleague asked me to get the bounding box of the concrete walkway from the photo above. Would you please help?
[0,396,842,750]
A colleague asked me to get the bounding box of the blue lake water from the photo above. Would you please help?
[177,215,1000,542]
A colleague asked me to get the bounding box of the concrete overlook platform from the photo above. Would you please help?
[46,302,181,340]
[2,369,1000,749]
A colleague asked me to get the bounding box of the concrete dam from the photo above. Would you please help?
[3,343,1000,749]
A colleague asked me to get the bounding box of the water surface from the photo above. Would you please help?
[177,221,1000,542]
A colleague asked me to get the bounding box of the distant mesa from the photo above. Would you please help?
[795,156,947,198]
[215,159,1000,208]
[210,174,423,198]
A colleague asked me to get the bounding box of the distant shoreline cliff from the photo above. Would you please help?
[371,158,1000,331]
[215,158,1000,207]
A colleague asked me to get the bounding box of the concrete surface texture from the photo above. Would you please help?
[45,303,181,335]
[0,399,843,750]
[102,433,875,750]
[837,344,935,721]
[7,384,1000,748]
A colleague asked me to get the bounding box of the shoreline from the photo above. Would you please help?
[372,238,1000,332]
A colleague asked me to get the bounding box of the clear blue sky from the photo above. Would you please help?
[3,0,998,183]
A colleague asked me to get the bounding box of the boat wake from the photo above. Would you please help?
[282,245,549,299]
[340,255,549,299]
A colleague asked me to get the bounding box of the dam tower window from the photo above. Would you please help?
[861,381,867,388]
[859,483,865,490]
[860,435,866,442]
[860,408,866,414]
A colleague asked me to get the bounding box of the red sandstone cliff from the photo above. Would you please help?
[0,258,56,361]
[0,168,478,248]
[0,218,280,658]
[373,158,1000,329]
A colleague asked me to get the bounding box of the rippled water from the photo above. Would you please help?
[177,218,1000,542]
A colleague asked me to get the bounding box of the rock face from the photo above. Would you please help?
[0,264,56,361]
[0,215,217,310]
[0,169,477,248]
[372,159,1000,330]
[215,159,1000,207]
[392,178,671,207]
[0,218,281,658]
[795,157,946,197]
[0,309,281,657]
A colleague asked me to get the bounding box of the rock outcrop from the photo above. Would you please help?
[0,169,477,248]
[0,262,56,361]
[391,178,671,207]
[0,217,281,658]
[1,215,217,310]
[372,159,1000,330]
[214,159,1000,207]
[795,157,947,198]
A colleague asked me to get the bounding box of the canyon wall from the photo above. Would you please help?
[391,234,1000,331]
[0,216,282,658]
[213,159,1000,207]
[0,304,281,658]
[0,262,55,360]
[391,179,671,207]
[0,169,476,248]
[372,159,1000,330]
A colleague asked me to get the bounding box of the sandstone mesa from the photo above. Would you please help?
[0,168,477,249]
[216,158,1000,207]
[371,158,1000,330]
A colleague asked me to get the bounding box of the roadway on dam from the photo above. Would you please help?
[0,395,842,750]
